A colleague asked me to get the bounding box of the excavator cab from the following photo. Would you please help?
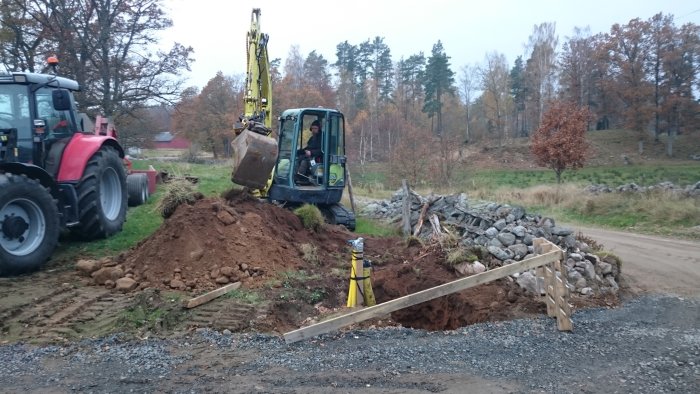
[267,108,354,229]
[272,108,346,196]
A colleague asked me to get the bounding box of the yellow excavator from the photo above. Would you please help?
[231,9,355,229]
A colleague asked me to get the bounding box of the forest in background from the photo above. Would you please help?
[1,1,698,186]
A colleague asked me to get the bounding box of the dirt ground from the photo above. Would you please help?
[6,188,697,344]
[1,191,698,393]
[0,191,610,344]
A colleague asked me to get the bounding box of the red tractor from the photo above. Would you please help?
[0,63,133,275]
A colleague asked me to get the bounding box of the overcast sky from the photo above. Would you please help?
[160,0,700,89]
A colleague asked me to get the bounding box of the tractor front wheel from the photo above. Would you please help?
[0,173,60,275]
[72,146,127,240]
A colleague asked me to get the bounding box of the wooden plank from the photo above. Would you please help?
[550,264,560,319]
[556,306,573,331]
[548,258,573,331]
[284,245,564,343]
[183,282,241,309]
[534,238,552,254]
[544,265,556,317]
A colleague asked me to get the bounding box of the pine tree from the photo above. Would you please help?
[422,41,455,135]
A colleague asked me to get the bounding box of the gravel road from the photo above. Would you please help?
[1,294,698,393]
[567,225,700,297]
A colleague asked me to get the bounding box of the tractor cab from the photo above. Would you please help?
[269,108,347,205]
[0,70,80,172]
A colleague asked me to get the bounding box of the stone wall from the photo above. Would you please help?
[360,189,620,296]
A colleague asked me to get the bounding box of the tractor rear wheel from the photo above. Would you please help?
[127,173,148,206]
[72,146,127,240]
[0,173,60,275]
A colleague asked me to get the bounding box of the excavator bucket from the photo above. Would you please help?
[231,129,279,189]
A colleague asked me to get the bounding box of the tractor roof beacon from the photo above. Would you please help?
[0,61,128,275]
[230,9,355,230]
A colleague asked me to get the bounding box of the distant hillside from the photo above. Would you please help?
[461,129,700,170]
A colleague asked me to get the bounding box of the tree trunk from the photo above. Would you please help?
[638,140,644,155]
[666,131,675,157]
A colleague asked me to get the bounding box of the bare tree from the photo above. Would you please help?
[2,0,193,117]
[480,52,511,148]
[524,22,559,130]
[458,63,478,145]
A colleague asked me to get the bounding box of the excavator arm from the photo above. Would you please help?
[231,8,278,193]
[236,8,272,135]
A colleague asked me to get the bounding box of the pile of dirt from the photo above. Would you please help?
[120,190,351,292]
[113,192,549,332]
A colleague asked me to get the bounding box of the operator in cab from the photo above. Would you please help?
[296,119,322,180]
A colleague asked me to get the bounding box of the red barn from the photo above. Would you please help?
[153,132,191,149]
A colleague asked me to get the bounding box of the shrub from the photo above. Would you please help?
[597,251,623,278]
[405,235,423,247]
[293,204,324,232]
[446,248,479,266]
[155,178,202,218]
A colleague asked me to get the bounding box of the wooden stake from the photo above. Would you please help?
[429,214,442,237]
[345,165,356,214]
[412,203,429,237]
[401,180,411,236]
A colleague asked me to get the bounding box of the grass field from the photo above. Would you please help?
[54,131,699,263]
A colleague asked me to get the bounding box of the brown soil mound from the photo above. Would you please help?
[122,190,352,292]
[118,193,550,332]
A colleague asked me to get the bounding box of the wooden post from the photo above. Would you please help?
[553,259,573,331]
[412,203,429,237]
[345,165,356,214]
[543,264,556,317]
[429,214,442,237]
[401,179,411,236]
[536,238,573,331]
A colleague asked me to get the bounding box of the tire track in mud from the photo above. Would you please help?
[0,277,133,341]
[186,299,260,332]
[1,273,268,342]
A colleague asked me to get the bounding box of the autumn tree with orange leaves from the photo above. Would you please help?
[531,101,592,183]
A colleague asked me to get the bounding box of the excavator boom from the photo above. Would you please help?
[231,8,278,191]
[241,8,272,133]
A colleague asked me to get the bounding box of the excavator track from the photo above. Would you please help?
[320,203,356,231]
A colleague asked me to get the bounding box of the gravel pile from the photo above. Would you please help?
[1,295,697,393]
